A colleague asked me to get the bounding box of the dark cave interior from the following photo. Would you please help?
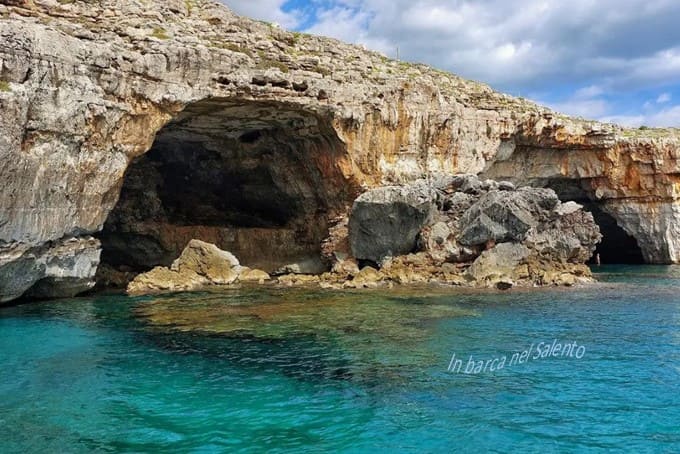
[99,99,354,276]
[545,179,645,265]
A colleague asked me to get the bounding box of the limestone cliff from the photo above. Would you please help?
[0,0,679,302]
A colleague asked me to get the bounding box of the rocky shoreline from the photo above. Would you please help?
[127,174,601,296]
[2,0,675,304]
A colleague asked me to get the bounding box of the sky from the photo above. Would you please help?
[223,0,680,128]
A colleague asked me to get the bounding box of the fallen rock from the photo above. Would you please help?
[331,259,361,278]
[274,257,328,275]
[171,239,240,285]
[339,175,601,289]
[238,268,271,284]
[525,209,602,263]
[277,274,321,286]
[127,267,206,295]
[127,240,262,295]
[349,185,436,264]
[466,243,530,285]
[347,266,383,288]
[459,191,540,246]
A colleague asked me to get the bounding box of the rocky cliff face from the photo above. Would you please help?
[0,0,679,302]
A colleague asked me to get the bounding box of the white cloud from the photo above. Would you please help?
[273,0,680,93]
[305,6,389,52]
[599,114,647,128]
[645,105,680,127]
[221,0,680,128]
[222,1,680,91]
[544,86,680,127]
[657,92,672,104]
[221,0,300,28]
[574,85,605,99]
[600,105,680,127]
[550,99,611,119]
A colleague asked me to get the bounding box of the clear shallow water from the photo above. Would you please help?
[1,266,679,453]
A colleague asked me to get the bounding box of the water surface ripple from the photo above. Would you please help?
[0,265,678,452]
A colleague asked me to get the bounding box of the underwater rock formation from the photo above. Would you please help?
[0,0,678,302]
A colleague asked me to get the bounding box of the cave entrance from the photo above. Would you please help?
[99,98,354,279]
[584,203,645,265]
[538,178,645,265]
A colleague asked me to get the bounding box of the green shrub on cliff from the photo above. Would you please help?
[0,80,10,92]
[151,27,170,40]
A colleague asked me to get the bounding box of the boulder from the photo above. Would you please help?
[126,240,259,295]
[127,267,206,295]
[466,243,530,284]
[277,274,320,286]
[171,239,240,285]
[441,192,475,217]
[420,221,481,264]
[331,259,361,278]
[459,189,561,246]
[452,174,484,194]
[355,266,383,282]
[238,268,271,283]
[349,185,436,264]
[273,257,328,275]
[525,208,602,263]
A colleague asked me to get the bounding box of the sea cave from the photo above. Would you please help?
[99,98,356,277]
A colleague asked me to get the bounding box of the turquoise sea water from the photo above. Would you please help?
[1,265,679,453]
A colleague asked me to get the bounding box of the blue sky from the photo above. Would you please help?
[224,0,680,127]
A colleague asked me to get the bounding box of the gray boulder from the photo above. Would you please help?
[466,242,530,283]
[525,208,602,263]
[453,174,484,194]
[459,190,539,246]
[349,185,436,263]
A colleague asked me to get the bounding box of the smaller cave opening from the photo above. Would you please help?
[98,99,357,281]
[482,148,649,265]
[542,179,646,265]
[584,203,645,265]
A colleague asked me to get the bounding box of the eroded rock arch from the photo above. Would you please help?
[99,98,359,278]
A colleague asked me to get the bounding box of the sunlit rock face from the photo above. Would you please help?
[482,125,680,264]
[1,0,679,302]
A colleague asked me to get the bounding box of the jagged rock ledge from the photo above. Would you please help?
[128,174,601,295]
